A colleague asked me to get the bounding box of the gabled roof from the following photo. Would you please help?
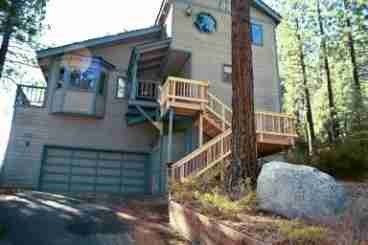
[37,25,164,59]
[253,0,282,24]
[155,0,281,25]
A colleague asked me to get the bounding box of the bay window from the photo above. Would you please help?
[51,55,113,118]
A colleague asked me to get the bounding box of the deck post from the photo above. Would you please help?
[167,109,174,165]
[199,113,203,146]
[129,49,140,101]
[222,106,226,130]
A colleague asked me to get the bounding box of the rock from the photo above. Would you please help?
[257,161,348,224]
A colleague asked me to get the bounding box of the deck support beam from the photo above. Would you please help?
[199,113,203,146]
[129,49,140,101]
[167,109,174,165]
[135,105,161,131]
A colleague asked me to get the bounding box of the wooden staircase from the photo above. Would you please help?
[159,77,297,182]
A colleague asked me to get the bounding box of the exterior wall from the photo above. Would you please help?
[171,0,281,112]
[2,40,161,188]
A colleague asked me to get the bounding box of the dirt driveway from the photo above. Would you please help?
[0,192,188,245]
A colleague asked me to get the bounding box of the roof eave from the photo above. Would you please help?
[253,0,282,25]
[37,25,163,59]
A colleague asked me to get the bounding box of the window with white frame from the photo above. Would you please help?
[223,64,232,83]
[116,77,126,98]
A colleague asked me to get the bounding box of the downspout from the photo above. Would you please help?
[129,49,140,101]
[273,21,282,113]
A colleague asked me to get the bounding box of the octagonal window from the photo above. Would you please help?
[194,13,217,33]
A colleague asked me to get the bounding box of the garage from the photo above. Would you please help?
[39,146,151,195]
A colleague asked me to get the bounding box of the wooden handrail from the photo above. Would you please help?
[172,129,232,181]
[256,111,296,119]
[207,92,232,127]
[166,76,209,86]
[208,92,232,114]
[172,129,232,169]
[171,87,297,181]
[207,92,297,137]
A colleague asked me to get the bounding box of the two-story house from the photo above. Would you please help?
[1,0,297,196]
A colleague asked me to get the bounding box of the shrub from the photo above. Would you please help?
[287,136,368,180]
[0,225,7,240]
[315,138,368,180]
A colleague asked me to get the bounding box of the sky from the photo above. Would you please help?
[0,0,164,164]
[43,0,163,47]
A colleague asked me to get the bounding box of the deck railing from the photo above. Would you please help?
[207,92,297,137]
[15,85,47,108]
[256,112,297,137]
[207,92,232,128]
[171,129,232,181]
[170,87,297,181]
[160,76,209,113]
[136,80,160,101]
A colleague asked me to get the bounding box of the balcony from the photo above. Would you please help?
[159,77,209,116]
[15,85,47,108]
[159,77,297,157]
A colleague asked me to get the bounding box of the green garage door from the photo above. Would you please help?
[39,146,151,195]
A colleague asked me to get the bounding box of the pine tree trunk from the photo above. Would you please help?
[296,18,316,143]
[317,0,339,142]
[344,0,361,94]
[343,0,362,128]
[228,0,258,192]
[0,13,14,81]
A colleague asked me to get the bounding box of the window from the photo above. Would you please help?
[59,66,65,81]
[223,64,232,83]
[56,66,66,89]
[116,77,126,98]
[98,72,107,95]
[251,23,263,46]
[194,13,217,33]
[56,55,112,97]
[69,66,99,91]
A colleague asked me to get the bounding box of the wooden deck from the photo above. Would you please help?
[157,77,298,181]
[160,77,209,117]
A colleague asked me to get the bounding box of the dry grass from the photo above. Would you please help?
[195,189,257,220]
[171,178,257,221]
[276,220,328,245]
